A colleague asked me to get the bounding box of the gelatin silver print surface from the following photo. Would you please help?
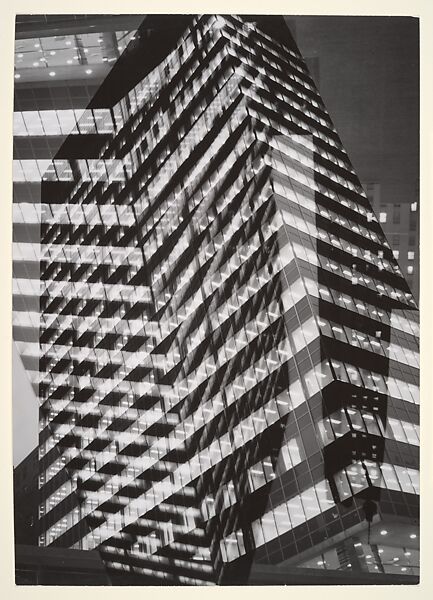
[12,14,419,585]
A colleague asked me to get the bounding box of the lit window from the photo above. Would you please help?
[411,202,417,212]
[407,265,414,275]
[393,250,400,259]
[408,251,415,260]
[379,212,387,223]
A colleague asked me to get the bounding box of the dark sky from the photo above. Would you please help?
[12,16,420,466]
[287,16,419,208]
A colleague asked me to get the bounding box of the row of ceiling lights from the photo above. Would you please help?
[15,67,94,80]
[16,38,129,55]
[314,531,419,571]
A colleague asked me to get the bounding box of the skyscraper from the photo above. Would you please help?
[17,14,419,585]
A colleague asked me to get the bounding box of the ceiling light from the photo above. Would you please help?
[65,40,72,46]
[14,73,21,79]
[401,567,407,572]
[34,43,40,48]
[404,551,411,556]
[85,69,92,74]
[50,51,56,55]
[17,53,23,58]
[410,534,417,539]
[380,530,388,535]
[67,60,72,64]
[49,71,56,77]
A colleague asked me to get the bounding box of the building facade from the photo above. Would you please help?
[13,448,39,546]
[12,15,145,461]
[365,183,419,303]
[15,15,419,585]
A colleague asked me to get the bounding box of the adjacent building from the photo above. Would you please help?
[13,448,39,546]
[12,14,145,462]
[365,183,419,302]
[14,14,419,585]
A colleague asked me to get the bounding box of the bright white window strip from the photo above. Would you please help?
[318,316,419,370]
[330,358,419,405]
[40,203,137,227]
[13,278,151,303]
[14,242,137,267]
[13,158,133,183]
[14,109,115,137]
[333,460,419,501]
[13,310,151,342]
[42,280,150,304]
[296,238,414,309]
[13,202,43,224]
[317,408,419,448]
[13,159,61,182]
[305,275,418,340]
